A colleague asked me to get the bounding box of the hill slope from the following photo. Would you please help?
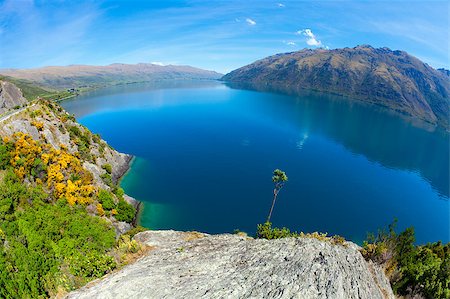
[66,230,394,299]
[222,45,450,129]
[0,80,28,115]
[0,63,222,90]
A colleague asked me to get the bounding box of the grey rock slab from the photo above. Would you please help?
[66,230,394,299]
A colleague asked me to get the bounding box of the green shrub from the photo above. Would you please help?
[0,176,117,298]
[102,164,112,174]
[68,251,116,278]
[0,141,12,170]
[100,173,112,187]
[362,221,450,298]
[113,187,125,200]
[31,158,47,179]
[115,199,136,223]
[98,189,115,210]
[256,222,295,239]
[123,225,147,238]
[256,222,347,246]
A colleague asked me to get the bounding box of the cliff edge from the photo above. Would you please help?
[66,230,394,299]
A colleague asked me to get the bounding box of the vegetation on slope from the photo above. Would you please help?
[0,114,140,297]
[361,220,449,298]
[0,75,73,101]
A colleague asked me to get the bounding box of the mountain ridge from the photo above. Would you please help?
[0,63,222,90]
[222,45,450,129]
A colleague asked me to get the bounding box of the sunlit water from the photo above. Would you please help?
[62,80,449,244]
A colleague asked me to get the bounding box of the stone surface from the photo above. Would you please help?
[66,230,394,299]
[0,80,28,115]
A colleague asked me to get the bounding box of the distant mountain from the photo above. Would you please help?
[222,45,450,129]
[0,63,222,90]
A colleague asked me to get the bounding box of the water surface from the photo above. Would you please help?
[62,81,449,244]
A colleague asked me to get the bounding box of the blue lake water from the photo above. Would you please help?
[61,80,449,244]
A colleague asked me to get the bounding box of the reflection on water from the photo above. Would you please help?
[226,82,449,198]
[63,80,224,118]
[62,80,449,244]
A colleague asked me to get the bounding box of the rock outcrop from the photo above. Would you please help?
[0,101,130,189]
[222,45,450,129]
[66,230,394,299]
[0,80,28,115]
[0,99,137,235]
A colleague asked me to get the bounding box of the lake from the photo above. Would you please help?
[61,80,449,244]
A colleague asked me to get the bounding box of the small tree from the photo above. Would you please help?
[266,169,288,223]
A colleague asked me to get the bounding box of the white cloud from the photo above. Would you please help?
[296,29,323,47]
[283,40,296,46]
[246,18,256,26]
[277,3,285,7]
[151,61,166,66]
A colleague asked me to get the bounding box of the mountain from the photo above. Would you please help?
[0,63,222,90]
[222,45,450,129]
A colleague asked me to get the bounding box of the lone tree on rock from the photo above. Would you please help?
[266,169,288,223]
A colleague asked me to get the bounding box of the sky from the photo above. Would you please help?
[0,0,448,73]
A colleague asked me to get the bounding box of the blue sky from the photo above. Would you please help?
[0,0,448,73]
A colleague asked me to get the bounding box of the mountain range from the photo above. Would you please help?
[0,63,222,90]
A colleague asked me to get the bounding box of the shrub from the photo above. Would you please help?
[0,140,12,170]
[115,199,136,223]
[97,189,115,210]
[30,109,43,118]
[102,164,112,174]
[68,251,116,278]
[362,221,450,298]
[0,186,116,298]
[256,222,347,246]
[123,225,147,238]
[256,222,295,239]
[100,173,112,187]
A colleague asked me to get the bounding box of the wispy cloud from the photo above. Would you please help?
[277,3,285,7]
[283,40,296,46]
[296,29,322,47]
[246,18,256,26]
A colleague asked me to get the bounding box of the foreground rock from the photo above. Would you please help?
[66,230,394,299]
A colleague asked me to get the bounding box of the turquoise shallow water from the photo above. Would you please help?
[62,81,449,244]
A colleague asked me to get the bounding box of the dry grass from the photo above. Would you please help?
[184,231,206,242]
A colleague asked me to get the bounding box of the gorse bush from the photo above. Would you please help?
[0,128,142,297]
[362,220,450,298]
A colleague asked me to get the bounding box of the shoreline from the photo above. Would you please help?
[117,155,143,228]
